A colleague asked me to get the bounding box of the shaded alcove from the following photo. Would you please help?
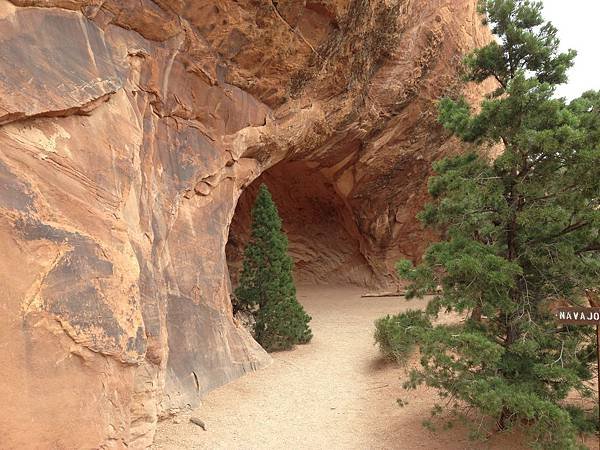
[226,160,377,288]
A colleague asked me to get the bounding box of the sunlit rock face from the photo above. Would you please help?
[0,0,490,447]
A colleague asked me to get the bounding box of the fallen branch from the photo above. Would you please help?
[366,383,390,391]
[361,291,405,298]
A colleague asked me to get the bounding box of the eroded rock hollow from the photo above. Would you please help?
[227,160,379,287]
[0,0,489,447]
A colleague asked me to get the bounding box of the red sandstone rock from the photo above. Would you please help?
[0,0,491,447]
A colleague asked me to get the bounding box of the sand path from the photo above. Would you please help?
[153,286,524,449]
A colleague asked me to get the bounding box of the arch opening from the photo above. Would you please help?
[226,160,378,288]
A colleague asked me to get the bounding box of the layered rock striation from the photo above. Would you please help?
[0,0,489,447]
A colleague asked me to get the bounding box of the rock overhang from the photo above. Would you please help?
[0,0,491,447]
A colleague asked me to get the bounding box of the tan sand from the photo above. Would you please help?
[152,286,565,449]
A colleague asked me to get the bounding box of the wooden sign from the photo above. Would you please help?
[555,305,600,448]
[555,307,600,324]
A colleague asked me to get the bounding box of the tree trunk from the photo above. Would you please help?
[497,406,512,430]
[470,306,482,322]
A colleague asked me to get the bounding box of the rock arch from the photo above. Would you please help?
[0,0,490,447]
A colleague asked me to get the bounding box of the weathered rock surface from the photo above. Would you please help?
[0,0,490,447]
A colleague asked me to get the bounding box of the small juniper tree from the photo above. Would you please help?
[390,1,600,448]
[235,184,312,351]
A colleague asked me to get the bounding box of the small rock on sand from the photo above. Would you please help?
[189,416,206,430]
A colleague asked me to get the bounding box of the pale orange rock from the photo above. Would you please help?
[0,0,490,447]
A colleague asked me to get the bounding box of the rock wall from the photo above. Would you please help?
[0,0,490,447]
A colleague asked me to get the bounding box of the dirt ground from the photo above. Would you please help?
[152,286,589,449]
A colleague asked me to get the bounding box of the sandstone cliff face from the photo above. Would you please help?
[0,0,489,447]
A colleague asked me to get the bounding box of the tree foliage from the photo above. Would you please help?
[235,184,312,351]
[374,310,431,364]
[392,1,600,448]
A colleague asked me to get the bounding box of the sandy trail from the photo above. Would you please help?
[153,286,524,449]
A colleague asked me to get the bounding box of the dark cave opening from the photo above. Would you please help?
[226,160,377,288]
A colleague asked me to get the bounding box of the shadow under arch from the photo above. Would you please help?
[226,159,379,289]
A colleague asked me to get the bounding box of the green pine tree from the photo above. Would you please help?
[235,184,312,352]
[390,1,600,448]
